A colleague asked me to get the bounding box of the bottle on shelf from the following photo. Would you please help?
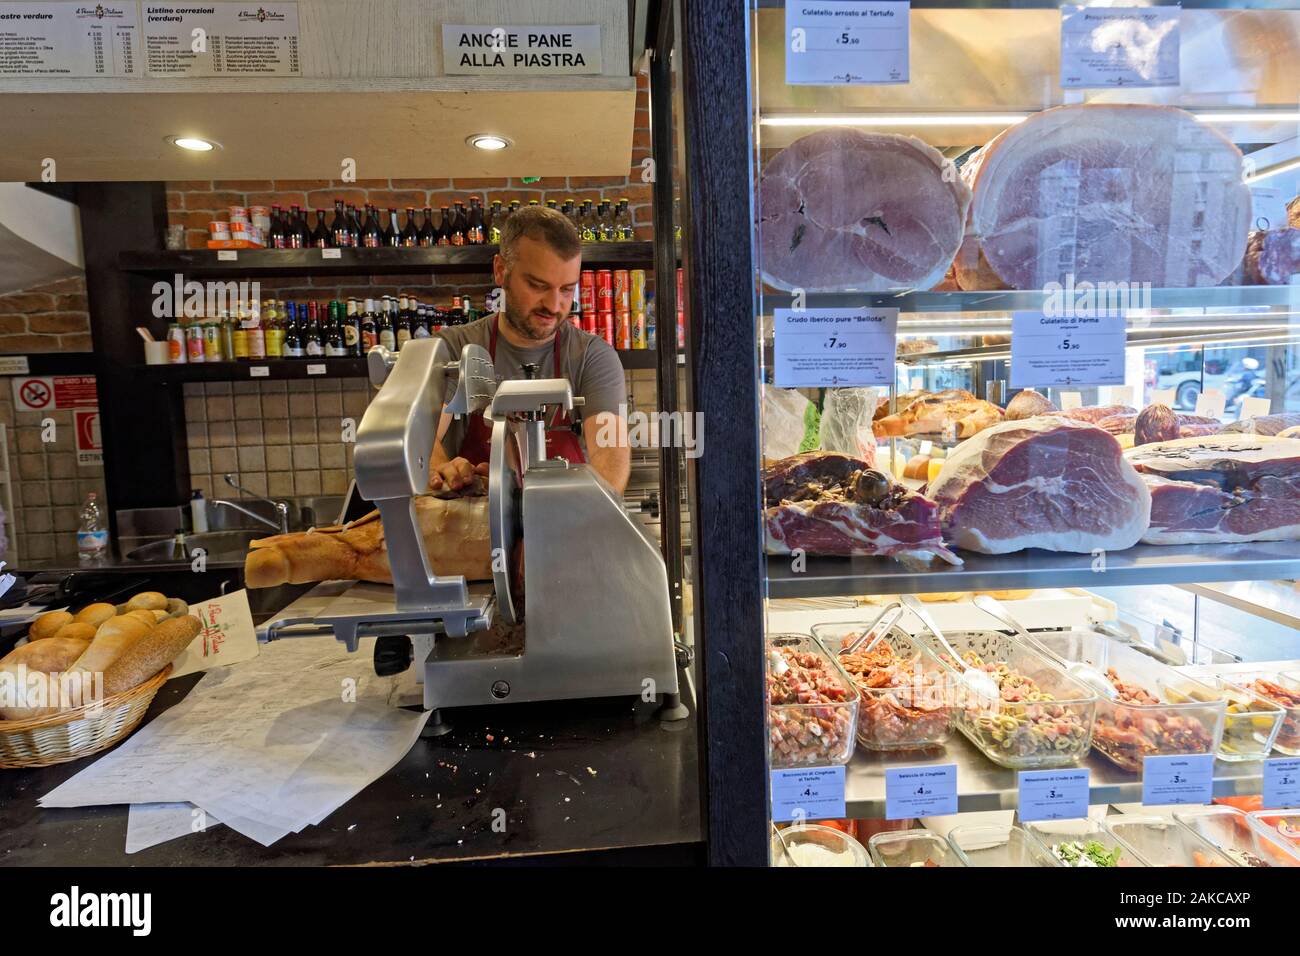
[616,198,634,241]
[436,205,452,246]
[282,302,304,357]
[416,206,435,248]
[361,298,378,350]
[345,205,361,247]
[244,300,266,360]
[467,195,485,245]
[265,299,284,358]
[286,205,304,249]
[488,200,504,243]
[596,200,614,241]
[450,202,468,246]
[311,209,330,248]
[562,198,577,228]
[305,301,324,357]
[343,298,362,356]
[362,205,382,248]
[77,492,109,558]
[400,207,418,247]
[330,199,348,247]
[579,200,597,242]
[383,207,400,247]
[378,297,397,350]
[269,205,286,249]
[325,301,346,357]
[413,301,431,338]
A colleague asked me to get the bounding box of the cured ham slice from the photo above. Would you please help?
[959,105,1250,290]
[928,418,1151,554]
[763,452,960,565]
[1126,434,1300,544]
[873,397,1004,439]
[759,129,971,292]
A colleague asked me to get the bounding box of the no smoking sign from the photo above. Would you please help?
[15,377,52,411]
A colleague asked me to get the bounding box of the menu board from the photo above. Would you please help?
[0,2,142,77]
[142,2,300,77]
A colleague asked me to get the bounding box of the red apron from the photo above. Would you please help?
[456,316,588,466]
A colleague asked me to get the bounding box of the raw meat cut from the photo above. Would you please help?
[928,418,1151,554]
[1005,389,1058,421]
[1047,404,1136,425]
[1242,229,1300,285]
[1223,413,1300,436]
[874,397,1004,439]
[1126,434,1300,544]
[959,105,1250,290]
[763,452,961,565]
[759,129,971,292]
[1096,409,1221,440]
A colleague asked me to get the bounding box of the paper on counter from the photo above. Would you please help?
[126,802,224,854]
[169,589,260,678]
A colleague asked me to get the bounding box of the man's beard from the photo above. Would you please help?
[502,295,560,342]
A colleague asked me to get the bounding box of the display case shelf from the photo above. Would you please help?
[843,733,1263,819]
[766,541,1300,599]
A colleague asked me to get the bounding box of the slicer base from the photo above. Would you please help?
[420,708,454,737]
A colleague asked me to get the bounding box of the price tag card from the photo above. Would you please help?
[1059,391,1083,411]
[1010,310,1126,388]
[1250,184,1291,232]
[249,366,269,378]
[1264,758,1300,809]
[1060,5,1180,89]
[1107,384,1134,407]
[322,248,342,259]
[884,764,958,820]
[1195,388,1226,420]
[785,1,909,86]
[217,250,238,261]
[918,439,933,455]
[306,364,326,375]
[1150,388,1176,407]
[1142,754,1214,806]
[1239,396,1273,420]
[770,766,846,822]
[1018,769,1090,822]
[773,307,898,388]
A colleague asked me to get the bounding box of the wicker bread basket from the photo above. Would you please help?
[0,665,171,769]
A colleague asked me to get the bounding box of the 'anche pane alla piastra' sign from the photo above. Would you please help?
[442,25,601,75]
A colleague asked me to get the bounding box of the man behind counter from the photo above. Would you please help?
[428,206,630,494]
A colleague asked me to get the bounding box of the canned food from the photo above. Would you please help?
[581,311,596,336]
[580,270,596,315]
[203,322,224,360]
[228,205,249,223]
[615,310,632,350]
[632,311,647,349]
[595,270,613,313]
[167,323,187,363]
[597,310,614,347]
[208,221,231,239]
[229,220,250,236]
[612,270,630,312]
[185,323,206,363]
[232,325,249,360]
[630,269,647,313]
[249,205,271,232]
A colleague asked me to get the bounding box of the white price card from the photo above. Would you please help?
[884,764,958,820]
[1142,754,1214,806]
[1059,391,1083,411]
[217,250,238,261]
[1195,388,1226,420]
[1150,388,1176,407]
[1264,758,1300,809]
[773,307,898,388]
[1010,310,1126,388]
[306,364,326,376]
[321,248,342,260]
[1018,769,1090,822]
[770,766,846,822]
[1060,5,1180,89]
[785,0,909,86]
[249,366,269,378]
[1250,184,1291,232]
[1239,396,1272,420]
[1107,384,1134,408]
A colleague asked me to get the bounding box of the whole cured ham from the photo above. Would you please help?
[928,418,1151,554]
[873,396,1004,439]
[958,105,1250,290]
[1223,413,1300,437]
[1127,434,1300,545]
[763,452,960,565]
[1241,229,1300,285]
[1005,389,1058,421]
[1096,407,1221,442]
[759,129,971,292]
[1048,404,1136,425]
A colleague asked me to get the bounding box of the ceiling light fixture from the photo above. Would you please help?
[467,134,511,151]
[167,135,220,152]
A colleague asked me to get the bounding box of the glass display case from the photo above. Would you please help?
[720,0,1300,867]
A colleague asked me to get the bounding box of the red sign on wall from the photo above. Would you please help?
[74,410,102,466]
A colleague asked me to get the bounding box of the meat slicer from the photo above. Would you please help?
[261,337,684,725]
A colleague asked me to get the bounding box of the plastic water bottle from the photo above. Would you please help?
[77,492,109,557]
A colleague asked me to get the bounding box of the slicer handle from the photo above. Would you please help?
[355,337,449,500]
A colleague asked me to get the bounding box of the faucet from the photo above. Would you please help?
[211,474,290,534]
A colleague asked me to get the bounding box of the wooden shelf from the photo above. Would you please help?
[118,242,656,278]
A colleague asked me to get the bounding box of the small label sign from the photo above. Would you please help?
[773,307,898,388]
[1250,184,1291,232]
[443,24,602,76]
[884,764,958,820]
[1264,758,1300,809]
[1010,310,1126,388]
[1195,388,1226,420]
[1142,754,1214,806]
[1239,396,1272,420]
[217,250,238,261]
[306,364,326,376]
[1060,5,1180,89]
[785,0,910,85]
[770,766,846,822]
[249,366,270,378]
[321,248,342,260]
[1018,769,1090,822]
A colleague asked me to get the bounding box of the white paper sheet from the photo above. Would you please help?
[169,589,260,678]
[125,803,224,855]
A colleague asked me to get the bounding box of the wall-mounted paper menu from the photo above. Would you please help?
[0,2,141,76]
[143,2,300,77]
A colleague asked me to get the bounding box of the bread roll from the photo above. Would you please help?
[0,636,91,720]
[52,622,98,643]
[152,609,170,622]
[103,615,201,695]
[126,609,160,627]
[126,591,168,612]
[30,610,72,641]
[72,626,147,680]
[74,603,117,627]
[95,615,151,645]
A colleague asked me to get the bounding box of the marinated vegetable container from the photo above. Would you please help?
[1024,818,1142,868]
[947,824,1061,867]
[1035,630,1226,772]
[1193,676,1284,762]
[767,634,858,769]
[1175,807,1300,868]
[924,630,1097,770]
[1216,671,1300,755]
[771,824,871,867]
[812,621,955,751]
[868,829,965,867]
[1103,815,1235,867]
[1247,810,1300,862]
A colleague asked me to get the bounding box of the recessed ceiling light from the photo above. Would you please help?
[467,134,510,151]
[167,135,220,152]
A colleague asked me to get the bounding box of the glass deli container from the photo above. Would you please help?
[812,621,955,751]
[1246,810,1300,861]
[1192,677,1285,762]
[1024,818,1143,868]
[771,824,871,867]
[924,630,1097,770]
[1219,672,1300,755]
[1174,807,1300,868]
[947,824,1061,867]
[767,634,859,768]
[868,829,966,867]
[1103,815,1236,867]
[1035,630,1226,772]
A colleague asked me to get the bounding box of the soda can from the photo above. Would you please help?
[612,269,630,312]
[615,310,632,350]
[185,323,206,363]
[629,269,647,313]
[595,270,613,314]
[203,321,224,361]
[582,311,596,336]
[632,311,647,349]
[228,205,249,223]
[597,310,614,347]
[580,270,596,315]
[167,323,187,363]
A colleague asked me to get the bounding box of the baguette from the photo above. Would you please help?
[0,637,91,719]
[245,494,492,588]
[102,615,201,695]
[72,626,148,679]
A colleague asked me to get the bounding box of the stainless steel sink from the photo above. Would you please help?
[125,530,268,564]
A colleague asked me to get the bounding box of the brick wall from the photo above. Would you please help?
[0,276,91,353]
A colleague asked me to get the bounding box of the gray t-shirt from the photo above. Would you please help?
[436,315,626,454]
